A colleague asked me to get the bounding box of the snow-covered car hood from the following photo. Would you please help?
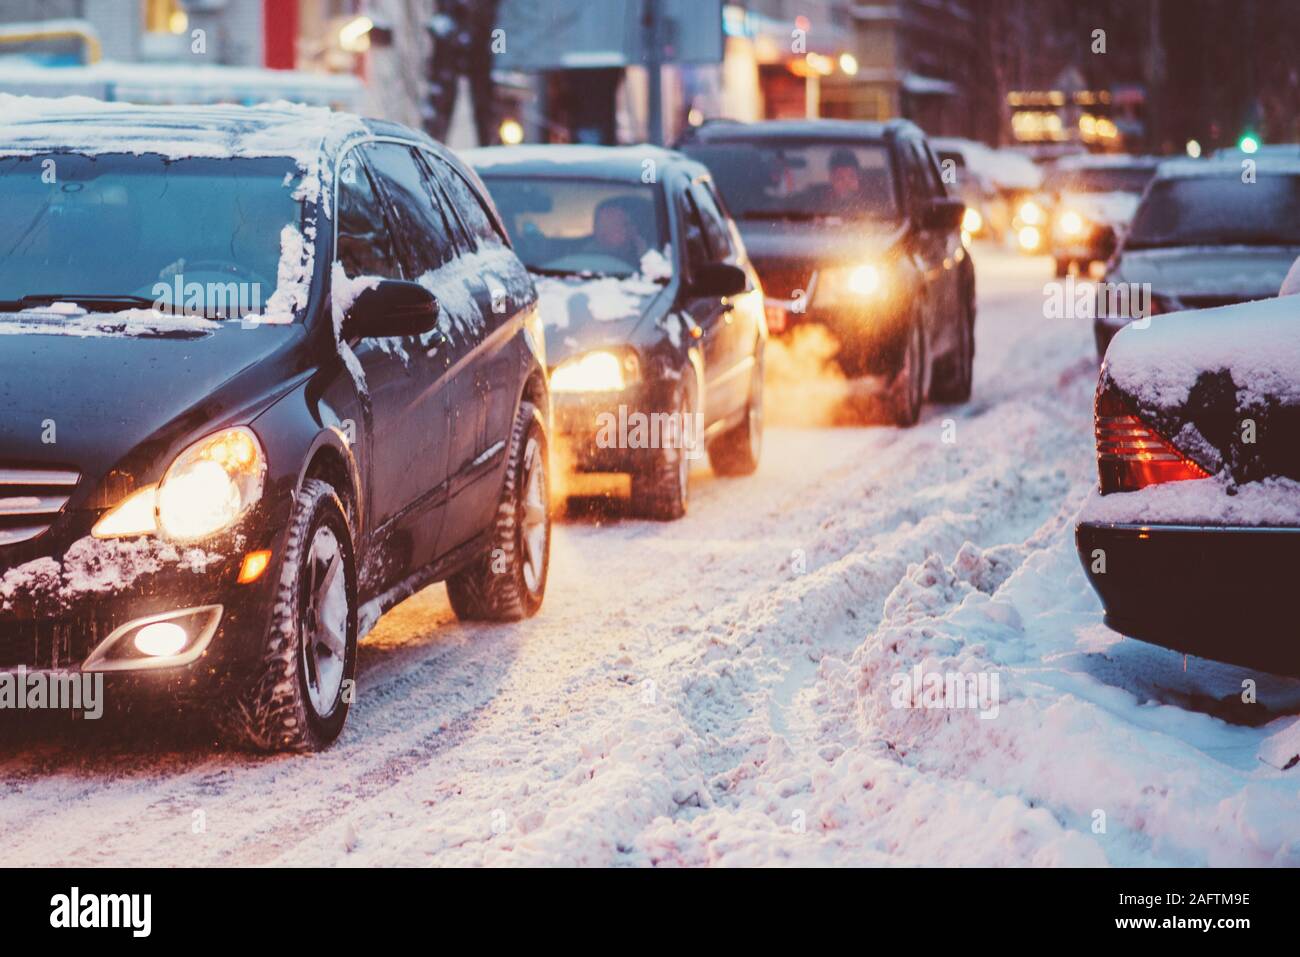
[0,313,301,481]
[736,219,903,268]
[1111,245,1300,303]
[1058,190,1140,227]
[532,273,670,367]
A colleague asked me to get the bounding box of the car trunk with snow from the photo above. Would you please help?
[1077,295,1300,674]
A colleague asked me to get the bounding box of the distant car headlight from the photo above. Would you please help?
[1017,199,1045,226]
[961,207,983,234]
[819,263,887,303]
[550,350,638,393]
[1017,225,1043,252]
[93,427,266,541]
[1058,209,1086,237]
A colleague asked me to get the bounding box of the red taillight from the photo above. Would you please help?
[1095,389,1209,493]
[764,303,789,334]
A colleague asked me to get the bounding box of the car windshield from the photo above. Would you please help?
[0,153,302,318]
[681,140,899,222]
[478,175,669,278]
[1045,165,1156,194]
[1125,174,1300,248]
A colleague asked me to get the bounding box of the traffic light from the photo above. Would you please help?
[1238,133,1260,154]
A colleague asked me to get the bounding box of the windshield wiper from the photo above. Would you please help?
[0,294,160,314]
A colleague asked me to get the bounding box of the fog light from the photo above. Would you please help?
[133,622,189,657]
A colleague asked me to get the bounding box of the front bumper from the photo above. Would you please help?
[552,381,680,473]
[1076,521,1300,676]
[0,516,288,698]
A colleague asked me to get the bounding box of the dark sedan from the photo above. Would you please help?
[1077,294,1300,676]
[678,119,974,425]
[0,101,551,751]
[467,145,766,520]
[1095,158,1300,358]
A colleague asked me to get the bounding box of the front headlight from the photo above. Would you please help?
[1057,209,1086,237]
[819,263,886,303]
[1017,199,1045,226]
[962,207,983,234]
[550,351,638,393]
[93,427,266,541]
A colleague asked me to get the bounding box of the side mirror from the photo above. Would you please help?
[920,197,966,232]
[691,262,748,299]
[341,279,440,340]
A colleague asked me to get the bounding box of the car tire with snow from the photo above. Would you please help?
[631,377,693,520]
[446,401,550,621]
[216,478,359,753]
[889,316,925,427]
[930,296,974,404]
[708,351,763,476]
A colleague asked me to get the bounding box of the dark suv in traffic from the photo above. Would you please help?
[679,119,975,424]
[0,101,551,751]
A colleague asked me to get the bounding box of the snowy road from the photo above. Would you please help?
[3,247,1299,867]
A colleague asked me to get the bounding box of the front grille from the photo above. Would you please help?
[0,467,79,548]
[0,614,116,670]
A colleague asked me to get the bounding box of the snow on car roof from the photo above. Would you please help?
[1105,293,1300,410]
[464,144,684,176]
[0,94,369,166]
[1155,156,1300,178]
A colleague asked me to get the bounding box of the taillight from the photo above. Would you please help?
[1095,388,1209,493]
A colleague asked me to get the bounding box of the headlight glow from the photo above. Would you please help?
[93,427,266,542]
[1017,225,1043,251]
[1018,200,1045,226]
[847,264,882,297]
[820,262,887,302]
[1058,209,1085,237]
[961,207,983,234]
[550,351,634,393]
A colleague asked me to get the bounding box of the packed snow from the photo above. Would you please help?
[3,248,1299,867]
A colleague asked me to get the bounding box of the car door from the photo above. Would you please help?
[900,137,958,358]
[418,150,529,553]
[690,178,761,418]
[675,179,734,427]
[358,140,474,571]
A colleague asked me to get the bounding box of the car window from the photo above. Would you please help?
[677,187,712,273]
[336,151,401,280]
[362,142,458,278]
[1126,174,1300,249]
[691,182,736,263]
[425,153,506,251]
[900,139,936,209]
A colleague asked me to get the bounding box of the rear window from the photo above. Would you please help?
[1126,174,1300,249]
[1045,165,1156,194]
[681,139,898,222]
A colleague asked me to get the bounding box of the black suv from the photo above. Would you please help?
[679,119,975,424]
[467,145,766,520]
[0,101,551,751]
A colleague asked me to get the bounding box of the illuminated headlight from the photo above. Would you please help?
[820,263,887,303]
[1057,209,1086,237]
[961,207,983,234]
[1018,200,1045,226]
[1017,225,1043,251]
[92,427,266,541]
[550,351,638,393]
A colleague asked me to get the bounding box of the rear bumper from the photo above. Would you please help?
[1075,521,1300,676]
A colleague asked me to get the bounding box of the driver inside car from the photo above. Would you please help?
[586,197,649,269]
